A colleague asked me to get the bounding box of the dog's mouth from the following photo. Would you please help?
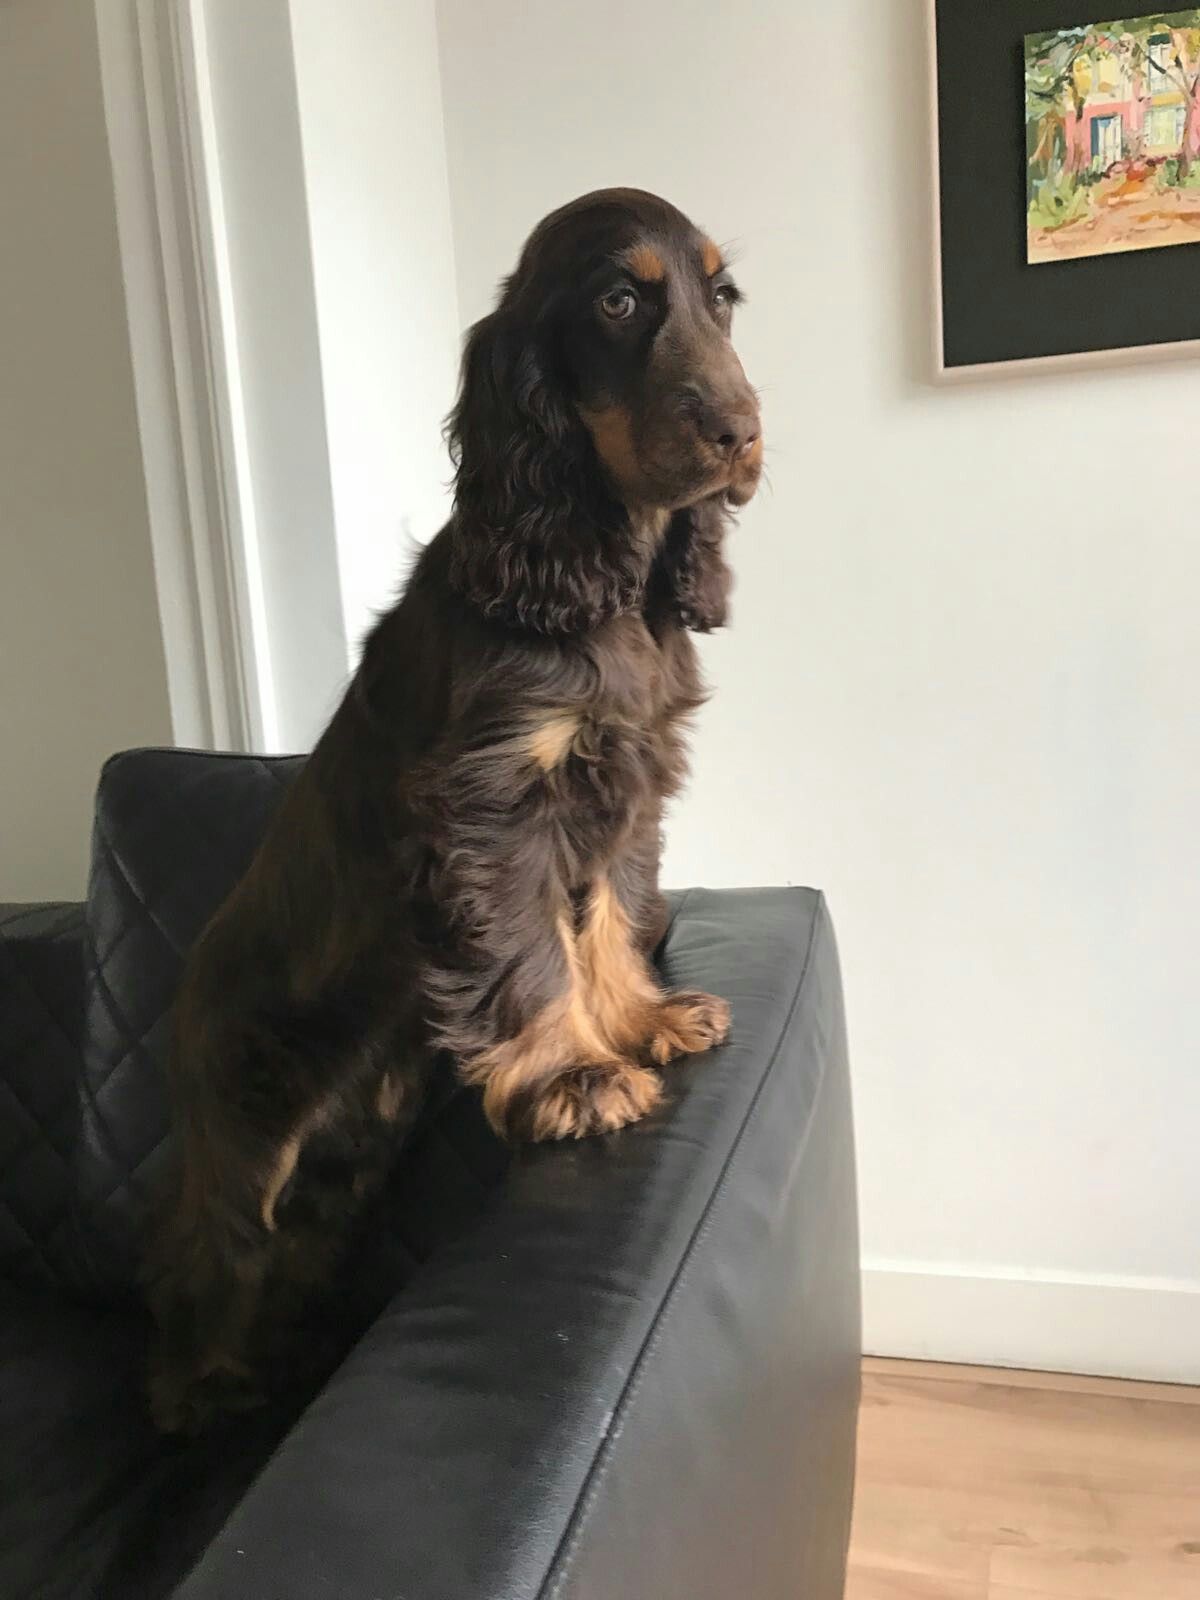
[615,424,764,513]
[659,448,763,512]
[697,435,762,508]
[725,439,763,506]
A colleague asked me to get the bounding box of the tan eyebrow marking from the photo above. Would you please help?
[701,237,723,276]
[624,244,666,282]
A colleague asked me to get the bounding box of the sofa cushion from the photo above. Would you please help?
[0,1279,301,1600]
[73,748,514,1303]
[76,751,304,1298]
[0,904,87,1289]
[0,1070,508,1599]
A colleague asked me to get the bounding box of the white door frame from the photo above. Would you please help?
[95,0,275,751]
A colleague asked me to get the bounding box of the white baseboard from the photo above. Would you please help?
[862,1262,1200,1385]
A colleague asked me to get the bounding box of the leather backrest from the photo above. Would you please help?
[0,903,88,1287]
[75,749,303,1299]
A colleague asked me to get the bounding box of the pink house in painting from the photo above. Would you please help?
[1064,33,1192,171]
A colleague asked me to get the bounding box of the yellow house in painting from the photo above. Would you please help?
[1065,30,1192,169]
[1144,34,1189,152]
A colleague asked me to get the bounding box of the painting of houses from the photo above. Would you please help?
[1026,11,1200,263]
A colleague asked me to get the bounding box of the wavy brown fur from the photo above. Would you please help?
[145,188,762,1432]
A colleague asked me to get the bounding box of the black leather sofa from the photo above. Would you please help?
[0,749,860,1600]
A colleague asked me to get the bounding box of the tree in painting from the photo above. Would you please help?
[1025,11,1200,263]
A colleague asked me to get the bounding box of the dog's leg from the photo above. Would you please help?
[419,716,659,1141]
[430,716,727,1142]
[458,908,664,1141]
[458,876,728,1143]
[576,876,731,1068]
[147,1054,397,1432]
[146,1189,275,1434]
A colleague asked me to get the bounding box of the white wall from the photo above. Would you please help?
[289,0,461,658]
[436,0,1200,1380]
[0,0,172,900]
[175,0,461,747]
[198,0,349,752]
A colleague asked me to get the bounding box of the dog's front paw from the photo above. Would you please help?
[645,991,731,1065]
[516,1060,664,1142]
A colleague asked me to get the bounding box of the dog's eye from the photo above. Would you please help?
[712,284,736,311]
[599,287,638,322]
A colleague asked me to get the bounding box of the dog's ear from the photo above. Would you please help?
[650,498,733,633]
[445,305,646,635]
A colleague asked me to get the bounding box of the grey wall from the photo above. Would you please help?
[0,0,172,899]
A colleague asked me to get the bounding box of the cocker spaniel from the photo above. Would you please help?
[147,187,763,1432]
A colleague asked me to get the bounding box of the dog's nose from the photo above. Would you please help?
[696,402,760,460]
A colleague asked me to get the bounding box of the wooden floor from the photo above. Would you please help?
[846,1358,1200,1600]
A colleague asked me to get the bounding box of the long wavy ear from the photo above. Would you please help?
[445,306,646,635]
[649,497,733,632]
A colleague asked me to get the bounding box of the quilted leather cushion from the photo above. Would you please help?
[0,1280,304,1600]
[76,751,304,1297]
[0,904,87,1288]
[73,749,510,1304]
[0,1093,507,1597]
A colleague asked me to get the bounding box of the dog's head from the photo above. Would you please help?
[447,189,761,634]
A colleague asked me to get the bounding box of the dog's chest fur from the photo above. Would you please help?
[514,610,704,867]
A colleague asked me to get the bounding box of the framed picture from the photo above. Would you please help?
[929,1,1200,378]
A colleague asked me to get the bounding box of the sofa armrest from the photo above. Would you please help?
[0,904,87,1287]
[176,888,861,1600]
